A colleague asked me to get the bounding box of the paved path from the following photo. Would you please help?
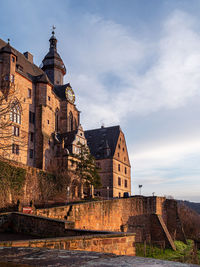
[0,247,199,267]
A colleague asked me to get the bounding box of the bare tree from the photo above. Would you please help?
[0,87,26,155]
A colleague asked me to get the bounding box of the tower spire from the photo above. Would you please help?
[49,25,57,51]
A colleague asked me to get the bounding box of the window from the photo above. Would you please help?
[125,179,128,188]
[47,120,49,124]
[48,96,50,101]
[28,88,32,98]
[119,192,121,198]
[123,147,125,152]
[10,102,21,124]
[118,177,121,186]
[118,144,121,149]
[10,74,14,83]
[12,56,15,63]
[118,164,120,172]
[12,144,19,155]
[125,167,127,174]
[13,126,19,136]
[29,111,35,124]
[29,149,34,159]
[68,111,73,131]
[30,132,34,142]
[118,152,120,157]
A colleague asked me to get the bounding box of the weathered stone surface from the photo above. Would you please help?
[0,247,198,267]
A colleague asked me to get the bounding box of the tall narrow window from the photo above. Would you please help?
[13,126,20,136]
[10,102,21,124]
[29,111,35,124]
[12,144,19,155]
[118,164,120,172]
[28,88,32,98]
[68,111,73,131]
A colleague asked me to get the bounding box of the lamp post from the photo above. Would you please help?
[138,184,143,195]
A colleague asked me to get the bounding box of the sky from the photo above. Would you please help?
[1,0,200,202]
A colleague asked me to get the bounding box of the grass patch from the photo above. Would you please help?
[136,240,199,264]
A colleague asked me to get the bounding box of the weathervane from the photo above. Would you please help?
[7,38,10,44]
[52,25,56,36]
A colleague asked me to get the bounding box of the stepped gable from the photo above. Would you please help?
[85,125,120,159]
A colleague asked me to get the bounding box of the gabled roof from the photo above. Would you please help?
[85,126,120,159]
[0,38,44,81]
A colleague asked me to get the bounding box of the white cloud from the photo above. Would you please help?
[64,10,200,129]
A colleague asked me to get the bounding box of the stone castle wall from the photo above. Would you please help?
[36,196,185,248]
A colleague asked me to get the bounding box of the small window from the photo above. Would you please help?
[124,157,126,162]
[48,96,50,101]
[12,144,19,155]
[47,120,49,124]
[125,179,128,188]
[118,144,121,149]
[12,56,15,63]
[13,126,20,137]
[123,147,125,152]
[119,192,121,198]
[118,152,120,157]
[118,164,120,172]
[29,111,35,124]
[29,149,34,159]
[28,88,32,98]
[118,177,121,186]
[30,132,34,142]
[10,74,14,83]
[125,167,127,174]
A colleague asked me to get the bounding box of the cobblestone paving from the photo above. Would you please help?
[0,247,199,267]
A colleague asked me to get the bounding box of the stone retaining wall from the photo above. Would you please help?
[0,233,135,256]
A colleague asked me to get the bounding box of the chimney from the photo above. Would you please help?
[23,51,33,63]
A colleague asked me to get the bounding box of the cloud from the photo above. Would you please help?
[131,136,200,199]
[63,10,200,129]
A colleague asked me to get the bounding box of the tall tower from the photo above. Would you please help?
[41,29,66,85]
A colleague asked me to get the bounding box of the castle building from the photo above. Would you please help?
[0,32,131,198]
[85,126,131,198]
[0,31,86,172]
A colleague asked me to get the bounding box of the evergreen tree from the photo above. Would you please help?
[73,143,101,189]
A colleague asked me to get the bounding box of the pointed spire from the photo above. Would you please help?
[49,25,57,51]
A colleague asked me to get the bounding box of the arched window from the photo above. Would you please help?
[10,102,21,124]
[68,111,73,131]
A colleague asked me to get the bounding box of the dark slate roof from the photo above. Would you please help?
[53,84,70,100]
[0,38,44,81]
[85,126,120,159]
